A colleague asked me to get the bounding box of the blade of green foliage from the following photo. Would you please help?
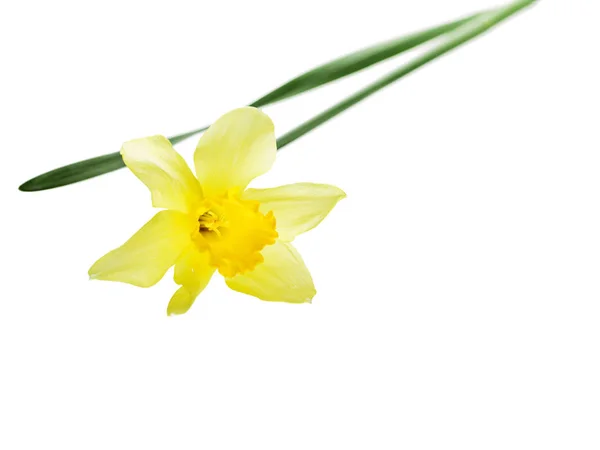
[19,12,483,192]
[276,0,537,149]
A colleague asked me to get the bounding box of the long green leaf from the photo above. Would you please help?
[19,12,483,192]
[276,0,537,149]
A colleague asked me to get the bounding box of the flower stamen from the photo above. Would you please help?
[198,210,225,236]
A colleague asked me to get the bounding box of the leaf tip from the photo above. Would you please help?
[18,179,37,192]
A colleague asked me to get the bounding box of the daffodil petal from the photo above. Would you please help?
[194,107,276,197]
[167,247,215,315]
[121,135,203,214]
[225,241,315,303]
[89,210,196,288]
[243,183,346,241]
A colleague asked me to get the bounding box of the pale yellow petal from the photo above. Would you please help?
[194,107,276,197]
[89,210,196,288]
[121,135,203,214]
[167,246,216,315]
[243,183,346,241]
[225,241,315,303]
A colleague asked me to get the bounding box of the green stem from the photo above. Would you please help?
[276,0,536,149]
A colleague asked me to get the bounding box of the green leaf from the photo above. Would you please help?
[19,11,482,192]
[248,12,482,108]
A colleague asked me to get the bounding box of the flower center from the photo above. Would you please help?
[198,210,225,236]
[193,190,278,278]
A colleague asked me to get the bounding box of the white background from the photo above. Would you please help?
[1,0,599,448]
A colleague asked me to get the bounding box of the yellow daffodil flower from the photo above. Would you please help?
[88,107,345,315]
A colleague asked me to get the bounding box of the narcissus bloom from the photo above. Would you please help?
[89,107,345,315]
